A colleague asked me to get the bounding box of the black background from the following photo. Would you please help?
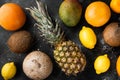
[0,0,120,80]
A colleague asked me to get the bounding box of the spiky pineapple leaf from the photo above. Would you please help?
[26,0,64,46]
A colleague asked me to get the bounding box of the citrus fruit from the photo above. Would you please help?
[116,56,120,76]
[110,0,120,13]
[85,1,111,27]
[79,26,97,49]
[94,54,110,74]
[0,3,26,31]
[1,62,17,80]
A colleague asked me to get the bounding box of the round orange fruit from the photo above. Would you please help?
[85,1,111,27]
[0,3,26,31]
[110,0,120,13]
[116,56,120,76]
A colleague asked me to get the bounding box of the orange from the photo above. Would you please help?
[85,1,111,27]
[116,56,120,76]
[110,0,120,13]
[0,3,26,31]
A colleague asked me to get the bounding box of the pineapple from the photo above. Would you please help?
[27,1,86,75]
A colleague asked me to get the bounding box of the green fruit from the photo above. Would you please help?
[59,0,82,27]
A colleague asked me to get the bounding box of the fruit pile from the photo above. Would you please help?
[0,0,120,80]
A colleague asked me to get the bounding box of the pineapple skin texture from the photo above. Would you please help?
[54,40,86,75]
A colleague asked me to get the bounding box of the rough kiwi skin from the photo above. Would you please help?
[7,30,33,53]
[103,22,120,47]
[23,51,53,80]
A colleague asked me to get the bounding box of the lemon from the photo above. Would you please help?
[94,54,110,74]
[79,26,97,49]
[1,62,17,80]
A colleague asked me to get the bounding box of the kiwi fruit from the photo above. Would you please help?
[103,22,120,47]
[7,30,33,53]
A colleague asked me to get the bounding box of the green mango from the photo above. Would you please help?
[59,0,82,27]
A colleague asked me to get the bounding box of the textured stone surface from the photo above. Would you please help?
[0,0,119,80]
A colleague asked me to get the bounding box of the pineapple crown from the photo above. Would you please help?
[26,0,64,46]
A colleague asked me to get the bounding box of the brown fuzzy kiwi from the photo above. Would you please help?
[103,22,120,47]
[7,30,33,53]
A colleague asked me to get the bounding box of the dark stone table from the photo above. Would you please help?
[0,0,119,80]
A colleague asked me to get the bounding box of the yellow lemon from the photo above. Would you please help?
[79,26,97,49]
[94,54,110,74]
[1,62,17,80]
